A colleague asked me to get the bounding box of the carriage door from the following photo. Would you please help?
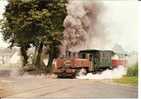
[89,54,93,71]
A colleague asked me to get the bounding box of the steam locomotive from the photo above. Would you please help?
[53,49,126,78]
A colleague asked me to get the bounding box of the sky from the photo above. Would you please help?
[101,0,138,51]
[0,0,8,48]
[0,0,139,52]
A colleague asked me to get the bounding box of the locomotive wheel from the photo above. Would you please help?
[75,68,87,76]
[57,73,75,78]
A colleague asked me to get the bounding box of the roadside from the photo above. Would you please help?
[113,76,138,86]
[4,78,137,98]
[113,63,138,86]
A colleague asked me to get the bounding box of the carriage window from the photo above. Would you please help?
[82,53,86,59]
[66,51,71,58]
[73,52,76,57]
[94,58,98,64]
[89,54,92,61]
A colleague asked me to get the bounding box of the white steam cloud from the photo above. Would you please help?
[76,66,127,80]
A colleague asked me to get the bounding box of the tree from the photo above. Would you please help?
[1,0,34,66]
[44,32,63,72]
[1,0,67,72]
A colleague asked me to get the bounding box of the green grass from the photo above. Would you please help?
[114,63,138,86]
[127,63,138,77]
[113,76,138,86]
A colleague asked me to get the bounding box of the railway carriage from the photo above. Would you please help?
[79,50,114,72]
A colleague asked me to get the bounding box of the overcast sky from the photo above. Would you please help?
[101,0,138,51]
[0,0,8,48]
[0,0,138,52]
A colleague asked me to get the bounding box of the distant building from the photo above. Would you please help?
[0,47,22,64]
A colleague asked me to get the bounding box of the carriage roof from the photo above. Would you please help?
[79,49,114,54]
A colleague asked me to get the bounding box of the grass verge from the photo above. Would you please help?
[113,76,138,86]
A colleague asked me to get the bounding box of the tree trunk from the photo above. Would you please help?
[46,46,54,73]
[32,46,38,65]
[20,46,28,66]
[34,42,43,68]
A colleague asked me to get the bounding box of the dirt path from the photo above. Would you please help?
[0,76,138,98]
[0,80,13,98]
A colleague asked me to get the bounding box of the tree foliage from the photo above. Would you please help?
[1,0,67,72]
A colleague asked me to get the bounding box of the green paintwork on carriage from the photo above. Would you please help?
[79,49,113,71]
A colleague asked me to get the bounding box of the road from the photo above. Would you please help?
[0,75,138,98]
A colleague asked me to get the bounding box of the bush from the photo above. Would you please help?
[127,63,138,77]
